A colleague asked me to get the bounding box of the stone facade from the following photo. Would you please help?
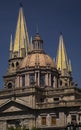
[0,5,81,130]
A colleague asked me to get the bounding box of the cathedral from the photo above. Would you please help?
[0,5,81,130]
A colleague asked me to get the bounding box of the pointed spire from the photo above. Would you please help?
[27,36,33,53]
[9,34,13,51]
[13,6,29,57]
[56,33,70,75]
[30,36,33,51]
[9,34,13,59]
[68,59,72,72]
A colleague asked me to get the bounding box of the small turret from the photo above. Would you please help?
[56,33,72,87]
[4,4,30,89]
[32,33,44,53]
[29,36,33,52]
[7,5,30,74]
[68,59,72,73]
[56,33,69,75]
[9,34,13,59]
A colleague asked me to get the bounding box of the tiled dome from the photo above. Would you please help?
[19,53,56,69]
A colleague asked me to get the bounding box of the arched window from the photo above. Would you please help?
[40,74,45,87]
[16,62,19,67]
[51,116,56,125]
[7,82,12,89]
[22,75,25,87]
[60,80,62,86]
[65,83,68,86]
[29,74,35,85]
[41,116,46,125]
[12,63,14,68]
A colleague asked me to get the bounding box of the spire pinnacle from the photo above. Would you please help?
[30,36,33,51]
[68,59,72,72]
[56,33,71,75]
[13,5,29,57]
[9,34,13,59]
[9,34,13,51]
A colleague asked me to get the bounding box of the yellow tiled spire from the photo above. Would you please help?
[9,34,13,51]
[13,6,29,57]
[56,33,71,75]
[9,34,13,59]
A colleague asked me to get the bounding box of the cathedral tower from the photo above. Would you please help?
[9,5,29,72]
[13,6,29,58]
[4,5,29,88]
[56,33,72,87]
[1,4,81,130]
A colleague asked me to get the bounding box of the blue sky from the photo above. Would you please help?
[0,0,81,88]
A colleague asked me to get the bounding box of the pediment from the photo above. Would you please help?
[0,99,33,113]
[3,106,22,113]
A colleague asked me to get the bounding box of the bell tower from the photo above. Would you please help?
[56,33,72,87]
[4,5,29,88]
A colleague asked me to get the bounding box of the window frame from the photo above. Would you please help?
[51,116,56,125]
[41,116,46,125]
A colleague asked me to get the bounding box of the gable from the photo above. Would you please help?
[2,106,22,113]
[0,99,33,113]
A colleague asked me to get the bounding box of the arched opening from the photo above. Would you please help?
[16,62,19,67]
[60,80,62,86]
[7,82,13,89]
[12,63,14,68]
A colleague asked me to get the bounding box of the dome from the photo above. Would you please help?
[19,53,56,69]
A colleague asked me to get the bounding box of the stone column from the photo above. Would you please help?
[67,114,71,124]
[49,73,51,86]
[15,76,20,88]
[38,72,40,86]
[47,114,51,126]
[45,73,49,86]
[0,121,3,130]
[77,114,79,124]
[53,76,55,88]
[35,72,37,85]
[53,76,57,88]
[0,121,8,130]
[59,112,66,127]
[25,74,29,86]
[20,76,22,87]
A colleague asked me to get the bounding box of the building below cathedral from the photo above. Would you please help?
[0,5,81,130]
